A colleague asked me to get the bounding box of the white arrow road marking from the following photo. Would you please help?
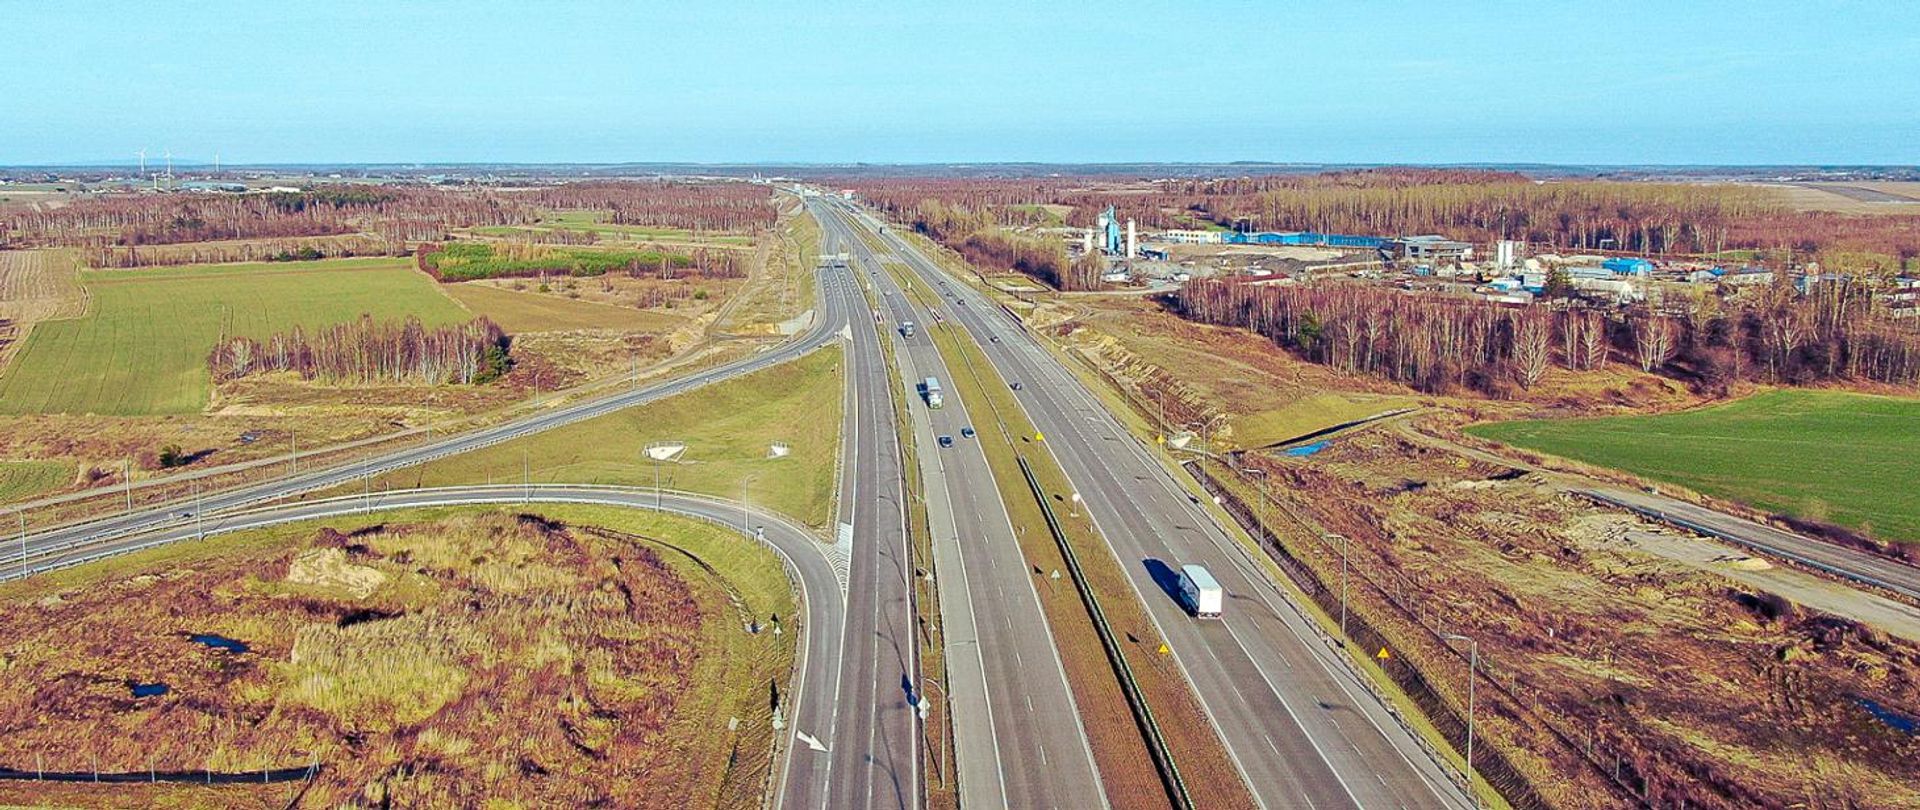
[796,731,828,753]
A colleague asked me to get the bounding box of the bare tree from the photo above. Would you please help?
[1633,314,1677,373]
[1513,312,1551,388]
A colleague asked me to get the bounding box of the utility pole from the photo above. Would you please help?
[1443,633,1481,808]
[522,448,530,503]
[1327,533,1350,639]
[124,458,133,514]
[194,479,203,540]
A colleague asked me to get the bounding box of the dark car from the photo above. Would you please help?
[938,435,954,448]
[961,427,975,438]
[1010,382,1023,391]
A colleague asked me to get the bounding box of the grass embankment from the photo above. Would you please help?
[0,258,469,416]
[0,505,795,808]
[717,197,819,336]
[0,459,73,504]
[445,281,686,333]
[402,346,845,527]
[1469,389,1920,542]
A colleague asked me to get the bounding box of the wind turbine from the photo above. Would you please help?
[163,150,173,190]
[137,147,146,176]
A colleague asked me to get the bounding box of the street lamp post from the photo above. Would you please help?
[1442,632,1481,807]
[15,508,26,579]
[741,476,756,534]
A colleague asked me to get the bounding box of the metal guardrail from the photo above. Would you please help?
[0,764,319,785]
[1017,456,1194,810]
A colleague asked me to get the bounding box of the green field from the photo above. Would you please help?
[1468,390,1920,542]
[472,210,754,245]
[0,460,72,504]
[0,258,469,416]
[403,346,844,526]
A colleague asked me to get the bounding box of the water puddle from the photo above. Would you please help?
[189,634,250,654]
[1283,440,1331,457]
[130,682,170,698]
[1855,696,1918,736]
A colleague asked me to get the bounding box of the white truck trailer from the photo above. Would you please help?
[922,377,944,408]
[1178,564,1223,618]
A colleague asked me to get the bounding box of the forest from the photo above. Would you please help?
[0,181,777,256]
[1171,278,1920,396]
[206,315,512,386]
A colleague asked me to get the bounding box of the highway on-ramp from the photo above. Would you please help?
[832,198,1475,810]
[7,484,844,810]
[19,263,851,574]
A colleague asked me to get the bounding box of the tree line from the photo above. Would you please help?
[1172,279,1920,396]
[207,315,511,386]
[523,181,778,231]
[1,182,779,255]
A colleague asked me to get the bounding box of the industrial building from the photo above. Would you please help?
[1221,231,1389,248]
[1392,235,1474,262]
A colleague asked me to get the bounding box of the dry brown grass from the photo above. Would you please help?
[0,506,794,808]
[1225,430,1920,809]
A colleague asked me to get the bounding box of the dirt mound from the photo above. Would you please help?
[286,547,387,599]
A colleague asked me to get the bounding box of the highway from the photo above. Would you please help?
[830,199,1475,810]
[8,484,843,810]
[807,227,920,810]
[814,198,1110,810]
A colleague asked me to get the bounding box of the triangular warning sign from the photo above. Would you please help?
[1157,644,1170,655]
[1376,647,1391,660]
[1034,432,1045,442]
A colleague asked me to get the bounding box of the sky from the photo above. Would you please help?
[2,0,1917,166]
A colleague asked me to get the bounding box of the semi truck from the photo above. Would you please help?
[922,377,944,408]
[1177,564,1223,618]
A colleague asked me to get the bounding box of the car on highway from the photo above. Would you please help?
[961,427,975,438]
[1010,381,1023,390]
[938,435,954,448]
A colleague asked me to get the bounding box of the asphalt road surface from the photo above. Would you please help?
[807,230,920,810]
[815,198,1109,810]
[8,484,844,810]
[831,198,1474,810]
